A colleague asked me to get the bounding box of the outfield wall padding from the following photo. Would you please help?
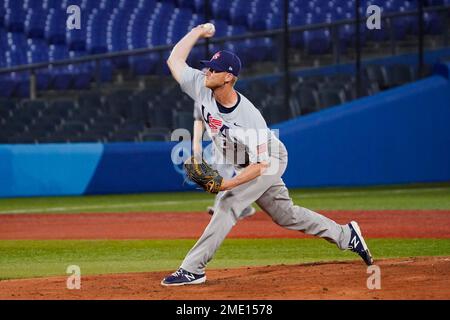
[1,64,450,197]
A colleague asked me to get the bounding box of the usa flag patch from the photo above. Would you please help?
[208,115,223,133]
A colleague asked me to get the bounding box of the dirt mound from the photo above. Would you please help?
[1,257,448,300]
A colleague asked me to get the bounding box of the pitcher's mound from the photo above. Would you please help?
[1,257,449,300]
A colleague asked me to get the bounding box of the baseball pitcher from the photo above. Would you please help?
[161,23,373,286]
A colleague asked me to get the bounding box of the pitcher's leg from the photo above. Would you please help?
[180,192,240,274]
[181,165,284,274]
[209,191,255,220]
[256,180,351,249]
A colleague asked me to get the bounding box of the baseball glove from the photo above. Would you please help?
[184,156,223,194]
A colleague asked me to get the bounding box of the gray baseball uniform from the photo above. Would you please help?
[193,100,254,219]
[180,65,352,274]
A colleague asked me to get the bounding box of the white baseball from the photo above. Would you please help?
[202,23,215,35]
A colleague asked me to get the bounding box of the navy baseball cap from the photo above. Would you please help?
[200,50,242,77]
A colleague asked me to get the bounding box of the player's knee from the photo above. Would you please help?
[216,193,240,220]
[272,208,300,227]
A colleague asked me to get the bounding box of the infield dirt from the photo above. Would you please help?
[0,257,449,299]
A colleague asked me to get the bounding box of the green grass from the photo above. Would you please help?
[1,239,449,280]
[0,182,449,214]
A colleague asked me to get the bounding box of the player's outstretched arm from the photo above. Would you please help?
[220,162,269,191]
[167,24,215,84]
[192,119,204,156]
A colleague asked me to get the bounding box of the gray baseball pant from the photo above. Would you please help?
[181,144,352,274]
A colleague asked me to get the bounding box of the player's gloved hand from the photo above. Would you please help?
[184,155,223,194]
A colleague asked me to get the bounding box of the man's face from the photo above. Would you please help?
[204,68,233,89]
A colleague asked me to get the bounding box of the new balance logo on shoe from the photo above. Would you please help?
[349,235,360,249]
[185,273,195,281]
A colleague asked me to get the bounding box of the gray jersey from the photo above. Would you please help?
[181,65,281,168]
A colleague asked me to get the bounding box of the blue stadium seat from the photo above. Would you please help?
[24,7,47,39]
[66,18,87,52]
[303,29,332,55]
[45,8,67,44]
[86,9,109,54]
[0,75,20,97]
[46,99,75,117]
[0,5,5,26]
[177,0,197,11]
[211,0,231,21]
[266,11,283,31]
[4,0,26,32]
[230,0,252,26]
[424,12,444,34]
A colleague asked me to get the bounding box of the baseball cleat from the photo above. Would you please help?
[161,268,206,286]
[347,221,374,266]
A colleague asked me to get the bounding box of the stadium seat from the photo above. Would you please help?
[0,75,20,98]
[24,7,47,39]
[0,98,18,111]
[69,132,105,143]
[50,71,73,91]
[173,110,194,132]
[0,122,27,140]
[46,100,75,118]
[108,131,139,142]
[303,29,332,55]
[260,95,289,125]
[318,88,346,108]
[7,133,38,144]
[129,90,154,123]
[27,123,57,138]
[0,107,12,121]
[140,127,172,141]
[105,89,134,119]
[386,64,415,87]
[4,0,26,32]
[292,87,321,114]
[56,121,88,135]
[363,64,390,90]
[21,99,47,111]
[319,82,353,101]
[45,8,67,44]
